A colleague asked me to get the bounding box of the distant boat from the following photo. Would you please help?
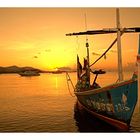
[66,9,140,131]
[51,70,63,74]
[19,70,40,76]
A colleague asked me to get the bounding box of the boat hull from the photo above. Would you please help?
[19,71,40,76]
[74,79,137,131]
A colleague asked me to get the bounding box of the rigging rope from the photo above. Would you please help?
[76,36,80,51]
[90,29,125,67]
[66,72,75,97]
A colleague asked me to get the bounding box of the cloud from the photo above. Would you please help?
[92,52,100,56]
[45,49,51,52]
[33,56,38,58]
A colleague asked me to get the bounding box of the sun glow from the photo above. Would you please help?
[0,8,140,71]
[35,44,76,70]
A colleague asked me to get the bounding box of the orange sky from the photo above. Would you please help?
[0,8,140,70]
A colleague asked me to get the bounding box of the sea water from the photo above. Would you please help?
[0,72,139,132]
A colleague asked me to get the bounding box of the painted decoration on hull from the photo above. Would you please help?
[77,80,137,123]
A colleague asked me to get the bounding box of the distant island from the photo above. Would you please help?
[0,66,42,74]
[0,66,76,74]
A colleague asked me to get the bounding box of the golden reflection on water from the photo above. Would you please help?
[55,76,58,89]
[0,72,136,132]
[0,72,132,100]
[0,73,77,132]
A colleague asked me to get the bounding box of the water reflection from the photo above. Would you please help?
[0,73,139,132]
[74,101,119,132]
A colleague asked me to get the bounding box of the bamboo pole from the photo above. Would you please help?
[116,8,123,82]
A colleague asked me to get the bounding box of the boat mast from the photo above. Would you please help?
[116,8,124,81]
[85,13,90,85]
[86,40,90,84]
[137,34,140,112]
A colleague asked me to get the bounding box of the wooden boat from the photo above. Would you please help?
[51,70,63,74]
[66,9,140,131]
[19,70,40,76]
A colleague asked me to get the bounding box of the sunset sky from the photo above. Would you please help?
[0,8,140,70]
